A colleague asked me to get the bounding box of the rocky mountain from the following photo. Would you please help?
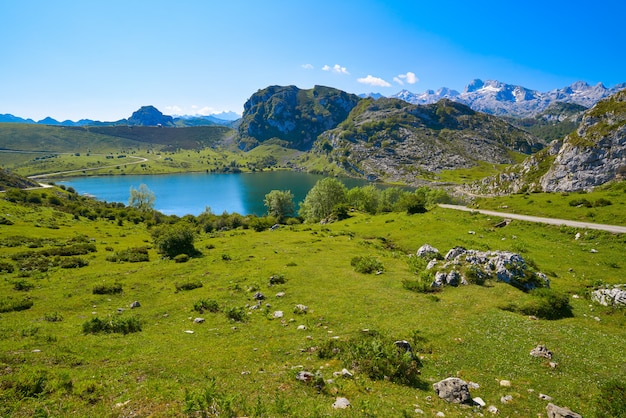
[237,85,361,150]
[468,88,626,194]
[392,79,626,118]
[314,97,542,185]
[127,106,175,127]
[503,102,588,143]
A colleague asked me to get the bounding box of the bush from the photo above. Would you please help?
[174,254,189,263]
[0,297,33,313]
[60,257,89,269]
[44,312,64,322]
[106,247,149,263]
[225,306,247,322]
[595,379,626,418]
[92,283,123,295]
[500,288,572,319]
[318,330,422,386]
[351,256,384,274]
[402,270,438,293]
[82,316,142,334]
[152,223,198,258]
[0,260,15,273]
[12,279,34,291]
[594,198,613,207]
[269,274,286,285]
[569,198,592,207]
[175,280,203,292]
[194,299,220,313]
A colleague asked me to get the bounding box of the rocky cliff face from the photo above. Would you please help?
[540,89,626,191]
[315,98,542,185]
[237,85,360,150]
[468,89,626,194]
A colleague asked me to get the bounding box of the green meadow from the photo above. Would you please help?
[0,186,624,417]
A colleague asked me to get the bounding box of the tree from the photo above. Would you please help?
[128,184,155,212]
[151,223,198,258]
[264,190,295,222]
[299,177,348,223]
[347,185,380,214]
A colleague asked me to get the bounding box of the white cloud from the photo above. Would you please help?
[395,71,418,85]
[164,105,183,114]
[322,64,349,75]
[302,63,314,70]
[196,106,218,116]
[357,75,391,87]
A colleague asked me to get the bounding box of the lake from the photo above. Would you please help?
[61,171,376,216]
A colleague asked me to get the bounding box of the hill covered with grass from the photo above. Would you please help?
[0,185,623,417]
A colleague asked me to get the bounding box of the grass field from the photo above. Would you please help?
[0,187,624,417]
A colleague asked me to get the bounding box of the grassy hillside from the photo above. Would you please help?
[0,187,623,417]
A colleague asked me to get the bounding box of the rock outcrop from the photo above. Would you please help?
[433,377,472,404]
[591,285,626,307]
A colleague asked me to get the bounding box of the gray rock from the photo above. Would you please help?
[473,397,486,407]
[296,371,314,382]
[433,377,471,404]
[253,292,265,301]
[546,402,582,418]
[426,259,439,270]
[487,405,499,414]
[129,301,140,309]
[591,285,626,307]
[539,393,553,401]
[273,311,284,318]
[500,394,513,404]
[332,397,351,409]
[446,270,461,286]
[193,318,205,324]
[394,340,415,360]
[293,304,308,314]
[530,344,553,359]
[417,244,440,259]
[445,247,467,261]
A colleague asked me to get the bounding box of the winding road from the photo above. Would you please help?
[439,204,626,234]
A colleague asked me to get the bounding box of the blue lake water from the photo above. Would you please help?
[61,172,375,216]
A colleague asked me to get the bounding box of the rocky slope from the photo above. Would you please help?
[314,98,542,185]
[237,85,360,150]
[468,89,626,194]
[393,79,625,118]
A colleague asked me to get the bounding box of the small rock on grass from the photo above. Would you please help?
[332,397,350,409]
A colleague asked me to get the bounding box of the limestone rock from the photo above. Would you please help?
[433,377,471,404]
[417,244,440,259]
[530,344,553,359]
[546,402,582,418]
[332,397,351,409]
[130,301,140,309]
[591,285,626,307]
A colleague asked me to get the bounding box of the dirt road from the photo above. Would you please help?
[438,204,626,234]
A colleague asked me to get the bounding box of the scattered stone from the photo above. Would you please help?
[426,259,438,270]
[473,397,486,407]
[591,285,626,307]
[530,344,553,359]
[415,408,424,414]
[270,224,280,231]
[590,248,598,253]
[487,405,499,414]
[130,301,140,309]
[468,230,476,235]
[276,291,286,298]
[436,412,445,417]
[117,308,125,313]
[253,292,265,301]
[417,244,440,259]
[445,246,466,261]
[394,340,415,359]
[546,402,582,418]
[539,393,554,401]
[296,371,314,382]
[500,395,513,404]
[468,381,480,389]
[297,325,307,330]
[32,349,41,353]
[193,318,205,324]
[499,379,511,387]
[184,330,194,334]
[433,377,472,404]
[273,311,284,319]
[549,362,558,368]
[574,232,581,240]
[294,304,308,314]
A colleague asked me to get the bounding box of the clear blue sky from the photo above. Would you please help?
[1,0,624,122]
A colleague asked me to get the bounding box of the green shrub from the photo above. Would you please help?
[82,316,142,334]
[0,297,34,313]
[225,306,247,322]
[351,256,384,274]
[60,257,89,269]
[44,312,64,322]
[269,274,286,285]
[318,330,422,386]
[151,223,198,258]
[194,298,220,313]
[402,270,438,293]
[92,283,123,295]
[174,253,189,263]
[12,279,34,291]
[14,370,48,398]
[175,280,203,292]
[569,198,592,207]
[594,198,613,207]
[595,378,626,418]
[500,288,572,319]
[106,247,149,263]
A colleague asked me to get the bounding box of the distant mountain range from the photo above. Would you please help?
[0,106,239,128]
[390,79,626,117]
